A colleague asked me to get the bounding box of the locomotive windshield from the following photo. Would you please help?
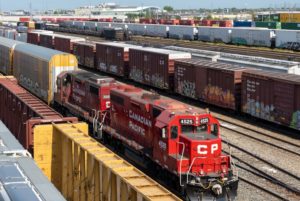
[179,118,218,140]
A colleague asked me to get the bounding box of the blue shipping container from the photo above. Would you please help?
[233,21,253,27]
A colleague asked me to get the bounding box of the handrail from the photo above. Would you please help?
[176,141,185,187]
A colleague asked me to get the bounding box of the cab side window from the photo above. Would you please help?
[171,126,178,139]
[211,124,218,137]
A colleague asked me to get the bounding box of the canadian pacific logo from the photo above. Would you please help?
[129,110,152,127]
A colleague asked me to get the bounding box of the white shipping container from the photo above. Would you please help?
[145,24,167,37]
[96,22,111,30]
[127,23,146,35]
[168,25,197,40]
[198,27,214,42]
[198,27,232,43]
[4,30,17,40]
[275,30,300,50]
[73,21,85,29]
[231,28,273,47]
[84,21,98,30]
[110,22,127,29]
[16,33,28,42]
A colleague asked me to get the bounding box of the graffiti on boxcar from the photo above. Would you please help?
[279,42,300,51]
[177,80,196,99]
[98,61,107,71]
[243,98,276,122]
[151,74,165,89]
[19,74,48,100]
[203,85,235,108]
[290,111,300,130]
[130,68,143,83]
[109,65,118,74]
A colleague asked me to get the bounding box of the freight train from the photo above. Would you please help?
[0,76,181,201]
[1,36,300,131]
[0,67,239,200]
[47,21,300,50]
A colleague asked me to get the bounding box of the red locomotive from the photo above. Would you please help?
[54,70,238,200]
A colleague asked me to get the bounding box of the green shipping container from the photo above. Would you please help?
[281,22,300,30]
[255,14,280,22]
[255,21,281,29]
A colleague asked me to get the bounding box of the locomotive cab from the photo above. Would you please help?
[153,109,238,200]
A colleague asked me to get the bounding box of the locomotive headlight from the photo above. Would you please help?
[200,169,204,175]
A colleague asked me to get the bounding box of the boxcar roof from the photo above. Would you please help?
[244,69,300,84]
[0,36,23,48]
[14,42,72,61]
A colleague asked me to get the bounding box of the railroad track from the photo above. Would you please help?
[219,120,300,157]
[221,133,300,201]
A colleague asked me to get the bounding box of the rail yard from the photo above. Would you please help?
[1,7,300,201]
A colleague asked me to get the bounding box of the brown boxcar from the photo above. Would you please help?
[0,76,77,153]
[39,33,55,49]
[73,41,96,68]
[27,32,39,45]
[54,35,85,53]
[174,58,249,110]
[73,42,85,65]
[96,42,140,77]
[242,70,300,131]
[84,42,96,69]
[129,47,191,90]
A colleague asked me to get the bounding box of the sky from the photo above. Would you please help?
[0,0,299,11]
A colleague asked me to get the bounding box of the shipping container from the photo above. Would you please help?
[231,27,274,47]
[4,29,17,40]
[15,33,28,42]
[0,76,77,152]
[198,27,232,43]
[233,21,253,27]
[275,30,300,51]
[255,14,280,22]
[280,13,300,23]
[179,19,195,26]
[169,25,198,40]
[54,35,85,53]
[129,47,191,90]
[163,19,180,25]
[96,42,140,77]
[103,27,125,41]
[0,37,23,75]
[254,21,281,29]
[0,122,67,201]
[242,70,300,131]
[12,42,78,104]
[145,24,167,37]
[127,23,146,35]
[175,58,249,110]
[281,22,300,30]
